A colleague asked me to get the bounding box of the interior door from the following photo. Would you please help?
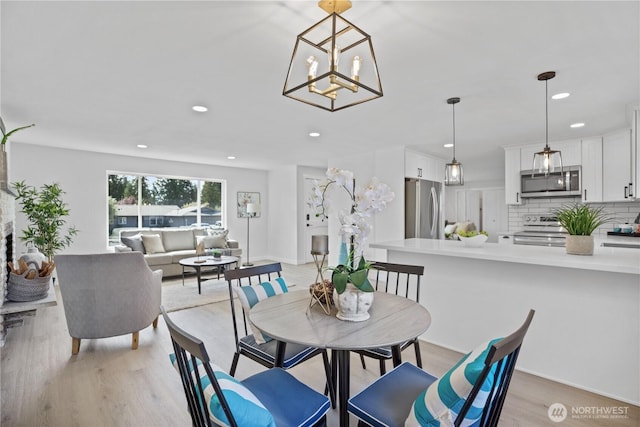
[304,177,328,263]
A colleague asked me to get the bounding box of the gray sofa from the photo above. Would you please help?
[114,227,241,277]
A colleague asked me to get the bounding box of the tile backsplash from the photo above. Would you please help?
[507,198,640,236]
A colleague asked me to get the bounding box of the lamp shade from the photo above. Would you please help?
[311,235,329,255]
[246,203,258,215]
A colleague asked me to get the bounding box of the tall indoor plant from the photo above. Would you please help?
[553,203,613,255]
[309,168,394,321]
[0,116,35,191]
[13,180,78,262]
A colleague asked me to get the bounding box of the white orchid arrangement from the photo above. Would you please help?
[309,168,394,294]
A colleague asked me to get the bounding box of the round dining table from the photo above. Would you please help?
[250,290,431,427]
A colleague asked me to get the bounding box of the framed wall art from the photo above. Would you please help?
[237,192,261,217]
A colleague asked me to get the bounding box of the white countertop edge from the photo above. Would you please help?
[371,239,640,275]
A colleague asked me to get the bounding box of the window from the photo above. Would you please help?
[108,173,224,246]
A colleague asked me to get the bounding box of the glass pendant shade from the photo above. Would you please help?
[532,71,563,176]
[282,4,383,112]
[444,97,464,186]
[445,160,464,186]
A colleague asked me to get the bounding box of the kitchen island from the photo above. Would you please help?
[371,238,640,405]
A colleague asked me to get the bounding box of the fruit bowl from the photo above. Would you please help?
[458,234,488,247]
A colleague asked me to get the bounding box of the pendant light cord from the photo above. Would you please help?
[452,102,456,161]
[545,78,549,150]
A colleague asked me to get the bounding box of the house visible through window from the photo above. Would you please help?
[108,173,224,246]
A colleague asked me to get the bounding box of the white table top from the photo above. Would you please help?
[250,290,431,350]
[371,238,640,275]
[178,255,238,267]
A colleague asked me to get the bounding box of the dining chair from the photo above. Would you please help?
[161,307,331,427]
[355,261,425,375]
[347,309,535,427]
[224,263,335,406]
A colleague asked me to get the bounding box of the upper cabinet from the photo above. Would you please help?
[602,129,634,202]
[581,137,603,202]
[504,147,521,205]
[520,139,582,171]
[405,150,445,182]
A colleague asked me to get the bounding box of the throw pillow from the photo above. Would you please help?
[169,354,275,427]
[121,234,145,253]
[141,234,165,254]
[409,338,503,426]
[208,229,229,239]
[234,277,288,344]
[196,235,228,249]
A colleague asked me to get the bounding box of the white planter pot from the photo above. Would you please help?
[333,282,374,322]
[566,235,594,255]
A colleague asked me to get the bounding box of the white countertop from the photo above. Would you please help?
[371,238,640,275]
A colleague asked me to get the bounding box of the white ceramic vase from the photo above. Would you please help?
[333,282,374,322]
[19,244,47,269]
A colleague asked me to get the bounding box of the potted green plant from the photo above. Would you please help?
[0,116,35,191]
[553,203,613,255]
[212,249,222,259]
[13,180,78,262]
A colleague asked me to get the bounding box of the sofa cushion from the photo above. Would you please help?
[144,252,173,266]
[170,250,198,264]
[121,233,145,253]
[208,229,229,239]
[162,229,196,252]
[141,234,166,254]
[197,235,228,249]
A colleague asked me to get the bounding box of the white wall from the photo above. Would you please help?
[266,166,298,265]
[10,144,269,259]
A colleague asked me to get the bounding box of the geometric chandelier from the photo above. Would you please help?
[282,0,383,112]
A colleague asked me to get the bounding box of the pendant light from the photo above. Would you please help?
[444,97,464,186]
[532,71,563,176]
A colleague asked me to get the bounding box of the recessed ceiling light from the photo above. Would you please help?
[192,105,208,112]
[137,144,148,149]
[570,122,585,128]
[552,93,570,100]
[227,156,236,160]
[309,132,320,137]
[443,143,453,148]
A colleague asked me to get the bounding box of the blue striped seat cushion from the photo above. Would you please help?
[407,338,503,426]
[234,277,288,344]
[169,354,275,427]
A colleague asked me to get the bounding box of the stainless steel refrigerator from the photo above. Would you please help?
[405,178,442,239]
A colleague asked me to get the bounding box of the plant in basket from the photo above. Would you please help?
[7,181,78,301]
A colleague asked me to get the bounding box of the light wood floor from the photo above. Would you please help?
[1,261,637,426]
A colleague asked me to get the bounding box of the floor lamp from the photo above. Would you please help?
[243,203,257,266]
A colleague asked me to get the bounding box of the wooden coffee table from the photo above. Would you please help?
[179,256,238,294]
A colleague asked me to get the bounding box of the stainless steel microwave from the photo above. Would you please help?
[520,166,581,198]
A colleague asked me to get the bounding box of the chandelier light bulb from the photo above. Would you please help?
[307,56,319,78]
[329,45,340,70]
[351,56,361,80]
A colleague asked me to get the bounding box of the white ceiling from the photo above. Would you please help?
[1,1,639,182]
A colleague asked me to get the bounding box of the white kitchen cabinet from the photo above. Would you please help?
[405,150,444,182]
[581,137,603,202]
[504,147,521,204]
[602,129,634,201]
[520,139,581,171]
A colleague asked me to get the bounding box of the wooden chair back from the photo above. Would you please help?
[224,263,283,346]
[456,309,536,426]
[161,306,237,427]
[369,261,424,303]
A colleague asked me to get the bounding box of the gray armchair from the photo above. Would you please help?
[56,252,162,355]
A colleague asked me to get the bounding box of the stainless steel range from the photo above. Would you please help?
[513,214,568,247]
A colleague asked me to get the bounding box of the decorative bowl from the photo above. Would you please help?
[458,234,488,247]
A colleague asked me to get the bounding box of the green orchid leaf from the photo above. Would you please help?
[332,270,348,294]
[354,277,375,292]
[349,268,368,286]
